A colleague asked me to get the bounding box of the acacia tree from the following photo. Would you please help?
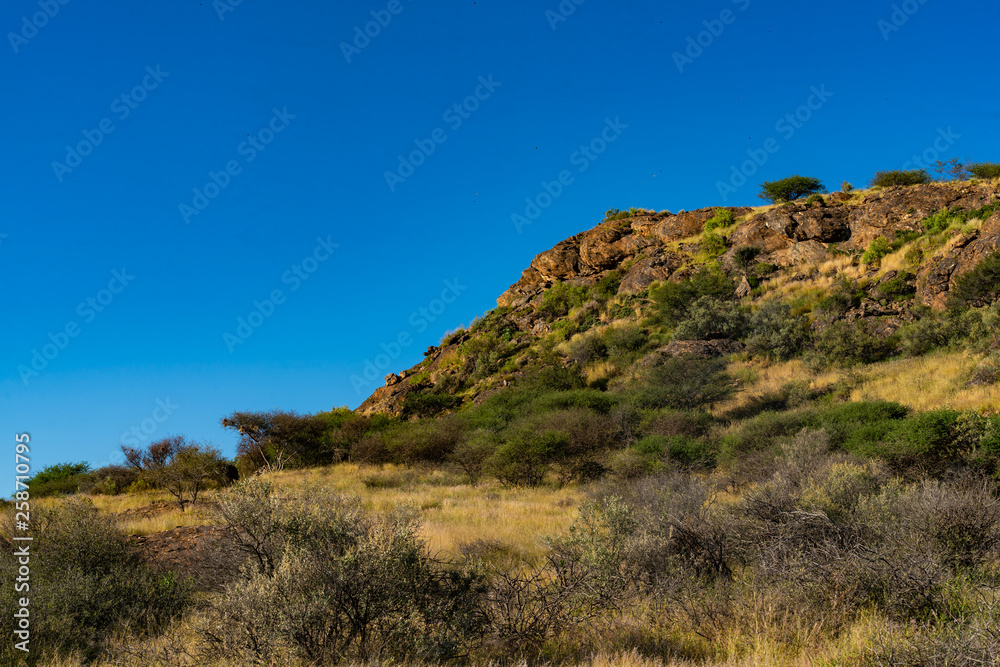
[221,410,331,472]
[758,175,825,203]
[123,435,227,509]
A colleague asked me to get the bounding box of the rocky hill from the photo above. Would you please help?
[357,180,1000,416]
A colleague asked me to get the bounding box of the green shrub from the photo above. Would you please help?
[704,208,736,232]
[814,276,865,319]
[872,272,916,302]
[814,320,898,365]
[486,430,568,486]
[869,169,932,188]
[387,415,465,464]
[719,410,819,462]
[402,389,462,418]
[966,162,1000,179]
[593,270,622,299]
[206,482,485,663]
[734,246,763,274]
[672,296,747,341]
[700,231,726,257]
[0,498,191,663]
[758,175,825,203]
[89,464,140,495]
[604,207,643,221]
[861,237,892,265]
[651,264,736,325]
[537,282,591,319]
[841,181,854,193]
[533,389,618,414]
[805,193,824,206]
[744,299,811,360]
[949,251,1000,310]
[626,356,733,410]
[25,461,91,497]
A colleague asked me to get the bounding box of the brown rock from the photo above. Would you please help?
[618,252,684,293]
[385,373,400,386]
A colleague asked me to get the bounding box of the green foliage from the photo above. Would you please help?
[966,162,1000,180]
[861,237,892,265]
[593,270,622,299]
[815,275,865,319]
[744,299,811,360]
[486,430,568,486]
[733,246,762,274]
[651,264,736,325]
[0,498,191,664]
[604,207,649,221]
[88,465,140,495]
[25,461,91,497]
[719,410,819,462]
[626,355,733,411]
[841,181,854,193]
[672,296,747,341]
[704,208,736,232]
[207,481,485,663]
[805,193,824,206]
[923,202,1000,236]
[814,320,898,366]
[537,281,591,320]
[402,389,463,418]
[700,231,726,257]
[869,169,932,188]
[949,251,1000,310]
[758,175,825,203]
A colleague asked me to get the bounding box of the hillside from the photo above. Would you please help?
[358,180,1000,417]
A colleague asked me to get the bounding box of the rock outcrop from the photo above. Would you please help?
[358,181,1000,416]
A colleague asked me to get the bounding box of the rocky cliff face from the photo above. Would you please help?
[356,181,1000,416]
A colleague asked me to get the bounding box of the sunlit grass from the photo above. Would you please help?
[262,463,583,563]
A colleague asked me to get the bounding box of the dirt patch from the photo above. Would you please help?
[135,524,244,591]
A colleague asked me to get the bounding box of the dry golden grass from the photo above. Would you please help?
[713,358,841,417]
[850,350,1000,413]
[262,463,583,563]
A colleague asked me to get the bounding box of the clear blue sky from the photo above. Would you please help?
[2,0,998,487]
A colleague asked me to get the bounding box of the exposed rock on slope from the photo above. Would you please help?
[356,182,1000,417]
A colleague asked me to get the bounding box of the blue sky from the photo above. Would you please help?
[2,0,998,487]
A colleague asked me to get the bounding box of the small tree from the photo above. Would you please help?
[221,410,332,472]
[123,435,226,508]
[869,169,932,188]
[967,162,1000,180]
[758,175,825,203]
[734,246,763,275]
